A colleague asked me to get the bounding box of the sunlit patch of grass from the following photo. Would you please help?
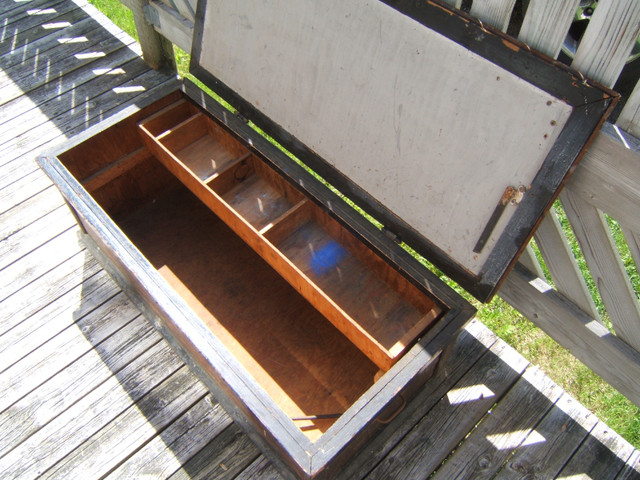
[88,0,137,39]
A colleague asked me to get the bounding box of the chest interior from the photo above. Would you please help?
[58,91,446,440]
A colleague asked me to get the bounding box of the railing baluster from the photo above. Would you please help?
[469,0,517,32]
[561,189,640,351]
[534,209,600,320]
[518,0,579,58]
[571,0,640,87]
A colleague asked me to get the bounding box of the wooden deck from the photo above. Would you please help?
[0,0,638,478]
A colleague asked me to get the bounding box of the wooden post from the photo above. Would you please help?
[120,0,176,71]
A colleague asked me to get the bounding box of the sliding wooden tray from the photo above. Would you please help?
[135,98,441,371]
[39,85,474,478]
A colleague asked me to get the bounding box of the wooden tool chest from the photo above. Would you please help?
[38,0,616,478]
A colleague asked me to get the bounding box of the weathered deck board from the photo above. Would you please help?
[0,1,637,479]
[0,251,100,336]
[0,292,140,414]
[0,38,140,127]
[168,424,261,480]
[104,394,233,479]
[493,391,598,479]
[0,205,76,270]
[0,226,83,302]
[0,267,117,372]
[430,365,564,480]
[0,0,77,41]
[0,169,58,216]
[338,319,501,480]
[0,186,65,239]
[365,337,529,480]
[41,365,207,479]
[0,28,134,103]
[558,420,637,479]
[0,340,183,478]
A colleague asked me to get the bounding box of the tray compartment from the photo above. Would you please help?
[210,155,306,231]
[265,202,440,359]
[140,99,249,183]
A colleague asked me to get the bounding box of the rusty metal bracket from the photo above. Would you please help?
[473,185,527,254]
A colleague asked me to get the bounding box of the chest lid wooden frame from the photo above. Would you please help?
[190,0,617,302]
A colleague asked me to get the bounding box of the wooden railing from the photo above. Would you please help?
[120,0,640,407]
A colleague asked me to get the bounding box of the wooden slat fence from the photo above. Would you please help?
[121,0,640,407]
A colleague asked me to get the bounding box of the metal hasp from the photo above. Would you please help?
[474,185,527,254]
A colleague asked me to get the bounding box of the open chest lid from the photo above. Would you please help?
[189,0,617,302]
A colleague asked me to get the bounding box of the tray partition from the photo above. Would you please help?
[137,100,443,370]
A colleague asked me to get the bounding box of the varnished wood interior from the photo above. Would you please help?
[57,92,182,217]
[211,156,306,231]
[116,184,378,440]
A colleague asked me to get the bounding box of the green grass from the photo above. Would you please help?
[89,0,640,449]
